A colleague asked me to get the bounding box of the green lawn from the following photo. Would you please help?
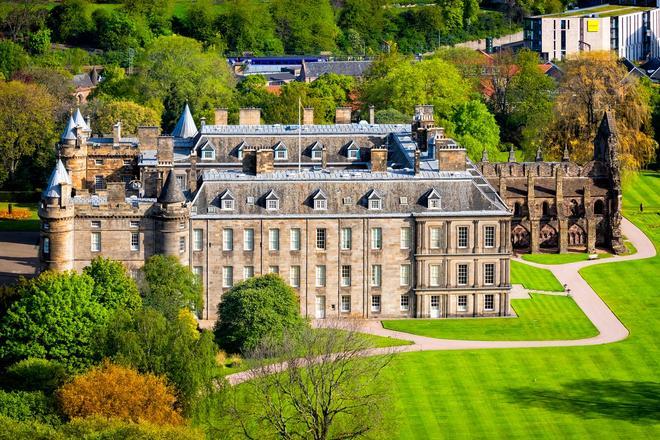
[381,293,597,341]
[0,202,39,232]
[510,260,564,291]
[521,252,612,265]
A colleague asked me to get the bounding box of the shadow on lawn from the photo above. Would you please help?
[506,380,660,424]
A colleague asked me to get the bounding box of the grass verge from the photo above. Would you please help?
[510,260,564,291]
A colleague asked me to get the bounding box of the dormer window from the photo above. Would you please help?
[367,190,383,210]
[274,142,288,160]
[265,190,279,210]
[311,143,323,161]
[346,142,360,160]
[236,141,248,160]
[201,144,215,160]
[313,189,327,210]
[427,189,441,210]
[220,190,235,210]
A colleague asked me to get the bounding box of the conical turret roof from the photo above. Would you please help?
[61,115,77,141]
[158,171,185,204]
[43,159,72,198]
[73,108,89,131]
[171,103,198,138]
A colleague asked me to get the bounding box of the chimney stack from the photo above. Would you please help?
[239,108,261,126]
[113,121,121,144]
[256,148,274,174]
[242,146,257,174]
[303,107,314,125]
[370,147,388,173]
[335,107,351,124]
[200,117,206,129]
[214,108,228,125]
[321,146,327,169]
[414,149,420,174]
[156,136,174,165]
[436,142,467,172]
[369,105,375,125]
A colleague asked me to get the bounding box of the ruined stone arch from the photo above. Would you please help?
[511,224,530,249]
[570,199,580,217]
[594,199,605,215]
[539,223,558,248]
[514,202,523,217]
[568,223,586,247]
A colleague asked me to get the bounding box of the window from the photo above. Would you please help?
[457,226,469,248]
[43,237,50,255]
[316,265,326,287]
[457,295,468,312]
[95,159,104,166]
[484,226,495,248]
[237,146,244,160]
[371,227,382,250]
[428,197,441,209]
[267,198,279,210]
[314,198,327,210]
[369,198,382,210]
[457,264,468,285]
[341,265,351,287]
[179,236,186,253]
[244,266,254,279]
[269,228,280,251]
[290,228,301,251]
[193,266,203,281]
[269,266,279,274]
[222,228,233,251]
[91,232,101,252]
[342,197,352,206]
[130,232,139,251]
[222,266,233,288]
[430,227,441,249]
[130,220,139,228]
[347,145,360,160]
[399,197,408,205]
[43,222,49,231]
[179,222,185,229]
[371,264,382,287]
[193,229,203,251]
[484,294,495,311]
[311,144,323,160]
[123,159,132,166]
[340,228,352,250]
[221,197,234,210]
[274,144,287,160]
[340,295,351,312]
[95,175,105,189]
[176,175,187,191]
[91,220,101,228]
[400,295,410,311]
[430,265,441,287]
[400,264,411,286]
[316,228,326,250]
[290,266,300,287]
[246,196,255,205]
[400,227,412,249]
[202,147,215,160]
[244,229,254,251]
[371,295,381,312]
[484,263,495,285]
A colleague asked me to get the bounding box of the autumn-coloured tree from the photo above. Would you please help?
[545,51,657,169]
[57,362,183,425]
[91,100,161,136]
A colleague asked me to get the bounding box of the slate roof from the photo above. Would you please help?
[61,115,77,141]
[73,108,89,131]
[43,159,72,198]
[73,72,94,89]
[158,171,185,204]
[172,103,198,138]
[303,61,372,78]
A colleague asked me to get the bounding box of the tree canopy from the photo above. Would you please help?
[83,257,142,312]
[91,100,161,136]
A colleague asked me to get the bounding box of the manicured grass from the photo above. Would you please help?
[381,293,597,341]
[0,202,39,232]
[510,260,564,291]
[521,252,612,265]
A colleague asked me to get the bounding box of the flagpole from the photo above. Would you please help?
[298,97,302,173]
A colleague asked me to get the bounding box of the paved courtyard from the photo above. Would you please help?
[0,231,39,285]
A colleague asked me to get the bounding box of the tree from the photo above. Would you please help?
[0,271,109,370]
[47,0,90,44]
[26,28,51,55]
[221,0,284,55]
[6,358,67,393]
[140,255,203,319]
[100,308,218,414]
[1,0,49,42]
[0,81,56,188]
[338,0,386,53]
[375,108,409,124]
[449,99,500,161]
[177,0,223,48]
[92,8,153,52]
[57,361,183,425]
[12,65,76,124]
[83,257,142,312]
[545,52,657,168]
[0,40,29,79]
[232,321,392,440]
[92,100,161,135]
[214,274,308,354]
[270,0,339,54]
[121,0,173,35]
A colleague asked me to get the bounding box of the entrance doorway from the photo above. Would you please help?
[430,295,440,318]
[315,296,326,319]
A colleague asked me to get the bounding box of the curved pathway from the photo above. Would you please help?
[226,218,655,384]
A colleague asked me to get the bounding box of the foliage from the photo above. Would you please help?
[100,308,218,415]
[448,99,500,160]
[26,29,51,56]
[375,108,410,124]
[6,358,67,393]
[0,81,57,188]
[0,0,49,43]
[337,0,386,54]
[91,100,161,135]
[270,0,339,54]
[140,255,203,319]
[214,274,308,353]
[62,416,204,440]
[47,0,90,45]
[0,271,108,370]
[83,257,142,312]
[0,40,28,79]
[0,389,60,425]
[220,0,283,55]
[545,52,657,169]
[0,413,60,440]
[57,361,183,425]
[92,8,153,53]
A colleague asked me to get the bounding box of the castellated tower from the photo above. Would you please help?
[38,159,75,272]
[59,109,91,190]
[156,170,189,264]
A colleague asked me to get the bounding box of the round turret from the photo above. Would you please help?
[155,170,189,264]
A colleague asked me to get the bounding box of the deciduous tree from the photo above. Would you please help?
[83,257,142,312]
[92,100,161,136]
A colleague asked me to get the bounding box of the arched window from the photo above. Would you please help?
[570,199,580,217]
[542,201,550,217]
[514,202,522,217]
[594,199,605,215]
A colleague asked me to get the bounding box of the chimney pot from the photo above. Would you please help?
[369,105,375,125]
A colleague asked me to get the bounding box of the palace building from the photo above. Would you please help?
[38,104,623,321]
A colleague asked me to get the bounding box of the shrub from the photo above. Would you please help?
[6,358,67,392]
[0,389,61,425]
[214,274,308,353]
[0,414,60,440]
[57,362,183,425]
[83,257,142,312]
[62,417,204,439]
